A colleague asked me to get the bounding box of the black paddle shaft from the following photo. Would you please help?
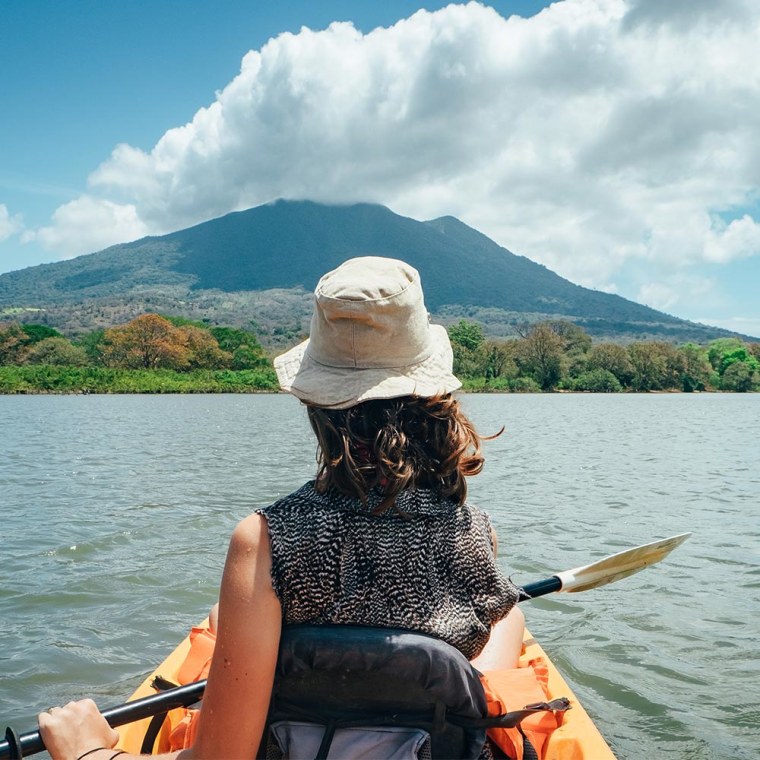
[1,680,206,759]
[519,575,562,602]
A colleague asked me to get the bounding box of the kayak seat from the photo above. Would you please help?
[262,624,490,760]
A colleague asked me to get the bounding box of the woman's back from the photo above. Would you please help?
[259,482,518,659]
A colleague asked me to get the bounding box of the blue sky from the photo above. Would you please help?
[1,0,759,338]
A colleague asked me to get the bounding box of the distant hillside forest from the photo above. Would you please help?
[0,315,758,393]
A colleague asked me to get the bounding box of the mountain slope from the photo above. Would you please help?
[0,200,748,342]
[167,201,669,323]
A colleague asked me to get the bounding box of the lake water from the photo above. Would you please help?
[1,393,758,759]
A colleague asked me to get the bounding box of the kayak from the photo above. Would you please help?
[116,622,616,759]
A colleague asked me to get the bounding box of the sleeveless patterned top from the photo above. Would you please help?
[257,481,518,660]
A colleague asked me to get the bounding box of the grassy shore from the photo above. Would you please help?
[0,365,753,394]
[0,365,279,394]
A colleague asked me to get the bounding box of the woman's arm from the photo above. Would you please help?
[183,512,281,759]
[39,513,282,760]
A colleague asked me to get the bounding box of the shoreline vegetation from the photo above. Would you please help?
[1,314,759,394]
[0,366,278,394]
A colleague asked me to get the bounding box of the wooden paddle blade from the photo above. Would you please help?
[554,532,692,593]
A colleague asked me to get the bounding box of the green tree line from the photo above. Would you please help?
[448,320,760,392]
[3,314,758,393]
[0,314,278,393]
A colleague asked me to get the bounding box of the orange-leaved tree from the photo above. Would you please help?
[101,314,191,370]
[178,325,232,369]
[0,322,31,365]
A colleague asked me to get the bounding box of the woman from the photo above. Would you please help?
[39,256,524,760]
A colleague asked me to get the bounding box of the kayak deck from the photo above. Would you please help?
[519,632,615,759]
[117,622,615,758]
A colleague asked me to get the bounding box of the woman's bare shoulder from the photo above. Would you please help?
[226,512,271,556]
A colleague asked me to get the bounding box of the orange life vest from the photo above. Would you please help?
[166,625,216,751]
[480,657,564,760]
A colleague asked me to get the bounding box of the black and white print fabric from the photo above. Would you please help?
[258,481,519,660]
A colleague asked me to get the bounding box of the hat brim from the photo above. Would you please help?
[274,324,462,409]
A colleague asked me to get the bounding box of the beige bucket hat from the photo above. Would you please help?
[274,256,461,408]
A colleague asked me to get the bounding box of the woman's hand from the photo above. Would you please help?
[38,699,119,760]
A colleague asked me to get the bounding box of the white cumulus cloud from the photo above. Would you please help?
[26,0,760,310]
[704,215,760,264]
[24,196,148,256]
[637,273,714,314]
[0,204,23,242]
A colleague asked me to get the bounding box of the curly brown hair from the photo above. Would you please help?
[307,393,498,513]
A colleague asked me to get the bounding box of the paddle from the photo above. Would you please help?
[517,532,692,600]
[1,532,690,759]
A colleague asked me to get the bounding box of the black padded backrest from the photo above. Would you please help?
[269,625,488,759]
